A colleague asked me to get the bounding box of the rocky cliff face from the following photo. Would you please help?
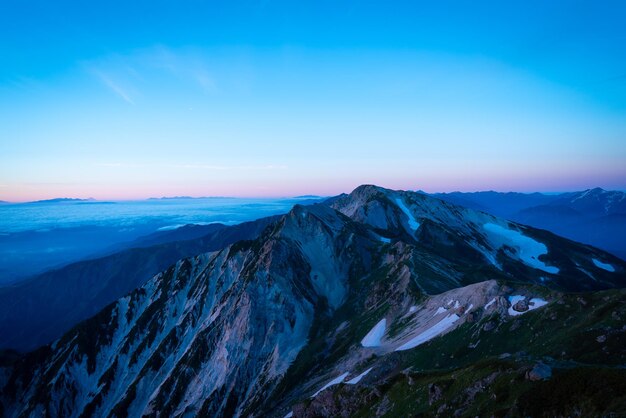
[0,216,281,353]
[1,185,625,417]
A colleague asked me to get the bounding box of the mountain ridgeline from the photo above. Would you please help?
[434,187,626,260]
[1,185,625,417]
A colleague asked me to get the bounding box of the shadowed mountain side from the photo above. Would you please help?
[100,223,229,255]
[434,188,626,260]
[431,191,559,219]
[0,216,280,352]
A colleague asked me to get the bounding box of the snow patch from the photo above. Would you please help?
[592,258,615,272]
[409,306,417,313]
[379,236,391,243]
[284,412,293,418]
[311,372,350,398]
[508,295,549,316]
[346,367,373,385]
[507,295,526,316]
[529,298,548,309]
[483,223,559,274]
[577,267,595,280]
[395,197,420,231]
[361,318,386,347]
[485,298,496,310]
[433,306,447,316]
[157,224,185,231]
[395,314,460,351]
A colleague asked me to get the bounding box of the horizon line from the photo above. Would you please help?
[1,185,623,204]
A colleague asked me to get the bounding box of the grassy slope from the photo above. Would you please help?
[280,287,626,417]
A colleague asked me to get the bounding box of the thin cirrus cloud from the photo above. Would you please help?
[95,162,288,171]
[170,164,287,170]
[85,46,218,103]
[1,45,625,201]
[90,69,135,104]
[150,46,217,92]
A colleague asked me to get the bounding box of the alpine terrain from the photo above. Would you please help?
[434,188,626,260]
[1,185,625,417]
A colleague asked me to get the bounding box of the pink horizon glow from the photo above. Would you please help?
[3,174,625,203]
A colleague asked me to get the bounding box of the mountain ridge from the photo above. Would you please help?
[0,216,281,352]
[434,188,626,260]
[1,185,625,417]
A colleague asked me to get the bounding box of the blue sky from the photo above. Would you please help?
[1,1,625,200]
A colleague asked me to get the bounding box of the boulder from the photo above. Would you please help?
[526,362,552,381]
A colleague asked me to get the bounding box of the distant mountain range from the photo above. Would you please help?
[433,187,626,260]
[26,197,95,204]
[147,196,236,200]
[2,195,327,204]
[1,185,624,417]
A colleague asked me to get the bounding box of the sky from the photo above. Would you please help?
[0,0,625,201]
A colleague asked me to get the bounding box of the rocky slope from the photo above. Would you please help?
[1,185,625,417]
[283,285,626,417]
[0,216,280,352]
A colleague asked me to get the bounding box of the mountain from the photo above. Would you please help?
[511,188,626,260]
[0,224,173,283]
[147,196,237,200]
[26,198,95,204]
[1,185,625,417]
[0,216,279,352]
[514,188,626,222]
[112,223,228,250]
[552,187,626,216]
[435,188,626,260]
[431,190,559,218]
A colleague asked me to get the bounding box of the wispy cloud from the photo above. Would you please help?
[148,45,218,92]
[193,68,215,93]
[95,162,287,171]
[91,69,135,104]
[169,164,287,170]
[85,46,221,98]
[95,162,143,168]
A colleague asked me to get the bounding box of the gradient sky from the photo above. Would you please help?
[1,0,625,201]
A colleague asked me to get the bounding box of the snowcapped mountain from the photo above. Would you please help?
[435,187,626,260]
[433,187,626,219]
[557,187,626,216]
[1,185,625,417]
[512,187,626,222]
[431,190,557,218]
[512,188,626,260]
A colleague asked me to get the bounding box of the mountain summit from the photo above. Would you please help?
[1,186,625,417]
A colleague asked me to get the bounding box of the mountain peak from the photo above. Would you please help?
[349,184,389,198]
[26,197,95,204]
[583,187,606,195]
